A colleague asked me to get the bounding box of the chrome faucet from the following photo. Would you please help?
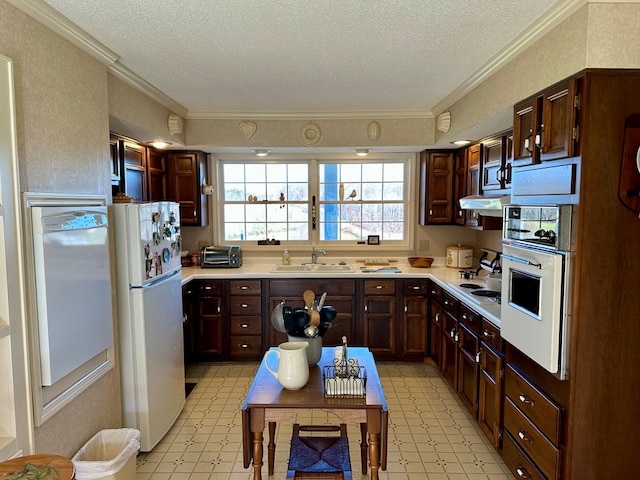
[310,247,327,265]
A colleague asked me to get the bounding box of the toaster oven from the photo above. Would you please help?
[200,246,242,268]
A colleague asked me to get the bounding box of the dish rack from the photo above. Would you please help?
[323,358,367,398]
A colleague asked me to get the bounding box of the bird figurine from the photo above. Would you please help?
[347,189,357,200]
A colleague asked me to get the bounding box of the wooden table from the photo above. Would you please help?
[0,454,75,479]
[242,346,388,480]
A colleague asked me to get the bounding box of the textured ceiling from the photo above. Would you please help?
[39,0,562,118]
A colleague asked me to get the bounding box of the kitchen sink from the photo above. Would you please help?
[314,264,354,272]
[271,263,355,273]
[271,265,312,272]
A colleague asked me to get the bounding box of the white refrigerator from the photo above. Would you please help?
[112,201,185,452]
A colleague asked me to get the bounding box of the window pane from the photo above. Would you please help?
[362,163,383,182]
[221,161,311,242]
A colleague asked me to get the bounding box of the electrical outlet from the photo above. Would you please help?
[418,240,429,251]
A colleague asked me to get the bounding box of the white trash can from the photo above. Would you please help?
[72,428,140,480]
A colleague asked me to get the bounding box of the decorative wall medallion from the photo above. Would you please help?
[167,114,183,135]
[300,122,322,146]
[367,120,381,141]
[239,121,257,139]
[437,111,451,133]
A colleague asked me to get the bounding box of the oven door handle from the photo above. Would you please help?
[501,253,542,269]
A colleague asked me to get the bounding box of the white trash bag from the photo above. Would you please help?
[72,428,140,480]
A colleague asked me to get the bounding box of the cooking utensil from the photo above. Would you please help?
[319,306,337,323]
[309,309,320,327]
[318,292,327,310]
[270,301,287,332]
[303,289,315,310]
[303,324,319,338]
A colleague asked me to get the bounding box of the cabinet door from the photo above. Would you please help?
[479,343,504,449]
[122,140,147,201]
[403,295,427,356]
[452,149,467,225]
[440,312,458,389]
[197,281,223,358]
[513,96,541,166]
[540,79,579,161]
[457,323,480,417]
[465,145,480,226]
[363,294,396,356]
[147,149,167,201]
[419,151,454,224]
[168,151,208,226]
[109,134,121,189]
[429,300,442,367]
[182,283,196,365]
[481,136,504,191]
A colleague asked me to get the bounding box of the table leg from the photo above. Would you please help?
[368,431,380,480]
[267,422,276,476]
[251,431,263,480]
[360,422,368,474]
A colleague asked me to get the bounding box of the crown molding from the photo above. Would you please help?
[107,63,188,117]
[8,0,119,65]
[186,109,434,121]
[432,0,589,116]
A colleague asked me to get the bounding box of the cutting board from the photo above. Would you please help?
[356,258,398,266]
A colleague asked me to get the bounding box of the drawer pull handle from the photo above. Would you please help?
[240,303,249,308]
[516,466,530,479]
[203,286,213,290]
[240,324,249,328]
[482,330,496,339]
[431,290,437,295]
[375,285,385,289]
[518,394,534,406]
[238,285,250,290]
[435,312,440,323]
[409,285,420,290]
[240,343,249,348]
[518,429,533,444]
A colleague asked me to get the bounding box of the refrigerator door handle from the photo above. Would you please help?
[134,268,181,289]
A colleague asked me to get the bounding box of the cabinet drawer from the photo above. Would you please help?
[480,319,501,351]
[404,280,428,296]
[428,281,442,302]
[229,296,262,315]
[502,430,547,480]
[442,291,459,315]
[504,397,561,480]
[505,364,562,444]
[364,280,396,295]
[230,316,262,335]
[230,335,262,357]
[198,280,222,295]
[459,304,480,334]
[229,279,262,295]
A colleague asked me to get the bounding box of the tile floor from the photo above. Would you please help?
[135,361,512,480]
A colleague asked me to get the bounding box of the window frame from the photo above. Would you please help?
[213,153,416,252]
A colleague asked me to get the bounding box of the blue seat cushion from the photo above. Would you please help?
[288,436,351,472]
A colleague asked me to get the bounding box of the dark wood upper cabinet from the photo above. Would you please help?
[513,78,579,166]
[419,150,454,225]
[167,151,208,226]
[122,139,147,202]
[147,148,167,201]
[453,148,467,225]
[481,130,513,193]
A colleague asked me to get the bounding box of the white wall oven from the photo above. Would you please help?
[501,205,574,380]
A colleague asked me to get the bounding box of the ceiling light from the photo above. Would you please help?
[254,149,269,157]
[451,140,472,146]
[150,140,171,149]
[355,149,370,156]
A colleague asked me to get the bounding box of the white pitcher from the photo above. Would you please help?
[265,342,309,390]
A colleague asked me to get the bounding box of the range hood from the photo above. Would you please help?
[458,195,510,217]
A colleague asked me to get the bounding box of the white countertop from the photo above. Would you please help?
[181,256,501,326]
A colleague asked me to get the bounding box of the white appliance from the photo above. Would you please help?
[31,206,113,386]
[112,201,184,452]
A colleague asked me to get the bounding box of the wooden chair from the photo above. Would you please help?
[286,424,352,480]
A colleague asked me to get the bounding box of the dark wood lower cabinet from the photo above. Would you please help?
[196,280,224,359]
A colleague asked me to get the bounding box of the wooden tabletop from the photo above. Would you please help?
[243,346,387,410]
[0,454,75,479]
